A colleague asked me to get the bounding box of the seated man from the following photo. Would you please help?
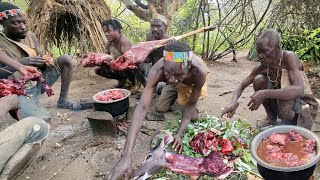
[0,95,49,179]
[221,28,318,129]
[95,19,137,90]
[106,41,209,180]
[0,2,84,121]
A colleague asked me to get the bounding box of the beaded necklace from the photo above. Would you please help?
[267,51,283,88]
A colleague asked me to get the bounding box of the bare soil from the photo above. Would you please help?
[1,50,319,180]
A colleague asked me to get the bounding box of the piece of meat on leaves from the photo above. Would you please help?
[200,151,234,179]
[189,130,219,155]
[218,139,234,155]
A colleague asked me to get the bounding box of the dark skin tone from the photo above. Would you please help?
[0,15,76,108]
[137,19,170,87]
[221,36,304,122]
[106,54,207,180]
[95,25,132,82]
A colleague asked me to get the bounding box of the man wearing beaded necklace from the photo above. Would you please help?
[106,41,208,180]
[221,28,318,129]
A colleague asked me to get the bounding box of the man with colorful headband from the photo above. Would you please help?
[0,2,85,121]
[106,41,209,180]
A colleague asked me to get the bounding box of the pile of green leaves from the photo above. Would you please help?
[152,114,262,180]
[282,28,320,63]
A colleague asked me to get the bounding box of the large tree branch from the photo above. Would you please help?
[119,0,151,22]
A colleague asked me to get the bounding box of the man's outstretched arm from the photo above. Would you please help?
[106,66,159,180]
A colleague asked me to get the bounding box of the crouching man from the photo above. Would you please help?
[106,41,209,180]
[0,95,49,179]
[221,28,318,129]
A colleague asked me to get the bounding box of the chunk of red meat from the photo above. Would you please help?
[288,130,303,142]
[0,74,53,98]
[96,90,125,102]
[266,152,298,162]
[218,139,234,155]
[189,130,219,155]
[266,144,283,153]
[269,133,287,145]
[301,139,316,153]
[165,151,233,178]
[200,151,233,177]
[80,53,110,67]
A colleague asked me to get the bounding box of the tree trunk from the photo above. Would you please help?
[119,0,185,31]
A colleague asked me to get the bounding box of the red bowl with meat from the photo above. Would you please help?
[92,88,131,117]
[250,125,320,180]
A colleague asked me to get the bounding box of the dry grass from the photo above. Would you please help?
[27,0,111,54]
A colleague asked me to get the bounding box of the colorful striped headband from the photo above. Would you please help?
[164,51,193,70]
[0,9,26,21]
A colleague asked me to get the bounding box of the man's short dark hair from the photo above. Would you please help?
[164,41,191,52]
[101,19,122,32]
[0,2,19,12]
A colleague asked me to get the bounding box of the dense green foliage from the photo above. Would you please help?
[151,114,260,179]
[282,28,320,63]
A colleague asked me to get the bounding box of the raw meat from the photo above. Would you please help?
[288,130,303,142]
[80,53,111,67]
[0,73,54,98]
[109,39,168,71]
[95,90,125,102]
[268,133,287,145]
[165,151,233,178]
[218,139,234,155]
[301,139,316,153]
[189,130,219,155]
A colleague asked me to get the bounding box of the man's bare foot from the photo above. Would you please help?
[255,117,277,128]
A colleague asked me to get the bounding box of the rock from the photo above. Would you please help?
[87,111,116,137]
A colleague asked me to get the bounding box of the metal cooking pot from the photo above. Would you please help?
[92,89,131,117]
[250,125,320,180]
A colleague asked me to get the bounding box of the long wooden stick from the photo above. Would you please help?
[174,26,216,40]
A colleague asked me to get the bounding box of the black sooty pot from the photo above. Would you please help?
[250,125,320,180]
[93,88,130,117]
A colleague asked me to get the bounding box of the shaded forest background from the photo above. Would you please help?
[2,0,320,63]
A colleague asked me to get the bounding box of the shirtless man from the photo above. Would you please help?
[95,19,136,89]
[106,41,208,180]
[221,28,318,129]
[137,13,170,87]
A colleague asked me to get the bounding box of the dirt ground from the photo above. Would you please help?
[2,50,319,179]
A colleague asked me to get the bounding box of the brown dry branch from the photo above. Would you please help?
[27,0,111,54]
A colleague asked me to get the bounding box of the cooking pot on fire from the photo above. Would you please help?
[92,88,130,117]
[250,125,320,180]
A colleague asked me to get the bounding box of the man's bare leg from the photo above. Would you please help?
[56,55,78,109]
[277,99,297,125]
[253,74,277,127]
